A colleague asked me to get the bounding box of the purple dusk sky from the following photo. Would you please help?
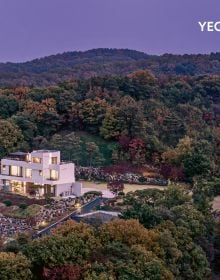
[0,0,219,62]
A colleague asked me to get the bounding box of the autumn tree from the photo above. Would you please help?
[23,221,99,278]
[23,98,57,121]
[128,138,146,166]
[124,70,157,99]
[162,136,193,165]
[78,97,108,133]
[160,164,185,181]
[42,264,82,280]
[107,180,124,195]
[0,252,32,280]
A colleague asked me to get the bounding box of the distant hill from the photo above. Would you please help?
[0,48,220,86]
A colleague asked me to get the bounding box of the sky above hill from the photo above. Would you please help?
[0,0,219,62]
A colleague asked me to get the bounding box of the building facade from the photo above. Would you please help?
[0,150,80,198]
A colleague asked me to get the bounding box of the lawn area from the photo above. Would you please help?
[0,191,45,219]
[81,180,165,193]
[0,191,45,206]
[81,181,220,211]
[1,204,42,218]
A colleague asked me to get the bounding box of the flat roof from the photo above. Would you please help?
[32,150,59,153]
[9,152,27,156]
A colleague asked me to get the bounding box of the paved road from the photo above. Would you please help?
[33,197,105,238]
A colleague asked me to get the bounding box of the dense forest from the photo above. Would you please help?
[0,49,220,279]
[0,49,220,86]
[0,185,219,280]
[0,69,220,184]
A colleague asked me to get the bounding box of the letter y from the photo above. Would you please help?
[198,21,206,31]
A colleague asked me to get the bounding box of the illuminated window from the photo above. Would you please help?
[51,157,57,164]
[26,154,31,162]
[25,169,32,178]
[39,170,43,176]
[9,166,22,177]
[32,157,42,164]
[50,170,59,180]
[2,165,6,171]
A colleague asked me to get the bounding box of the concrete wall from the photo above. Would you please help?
[56,183,72,196]
[81,187,114,198]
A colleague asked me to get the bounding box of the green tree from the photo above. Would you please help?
[192,180,214,215]
[0,96,19,118]
[160,185,190,209]
[0,120,23,156]
[100,107,120,140]
[183,144,212,179]
[117,96,147,139]
[157,221,210,279]
[85,142,104,166]
[12,115,38,143]
[62,132,82,164]
[122,189,164,227]
[50,133,82,164]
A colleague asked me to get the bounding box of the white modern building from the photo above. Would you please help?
[0,150,82,198]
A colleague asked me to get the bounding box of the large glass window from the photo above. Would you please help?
[51,157,58,164]
[50,170,59,180]
[9,166,22,177]
[32,157,42,164]
[25,169,32,178]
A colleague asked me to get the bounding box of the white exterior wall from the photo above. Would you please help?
[0,159,44,185]
[56,183,73,196]
[0,150,76,197]
[74,182,83,197]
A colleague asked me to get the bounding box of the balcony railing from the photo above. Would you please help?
[47,177,59,181]
[5,157,28,162]
[60,161,72,165]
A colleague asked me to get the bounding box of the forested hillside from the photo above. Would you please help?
[0,53,220,279]
[0,70,220,183]
[0,48,220,86]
